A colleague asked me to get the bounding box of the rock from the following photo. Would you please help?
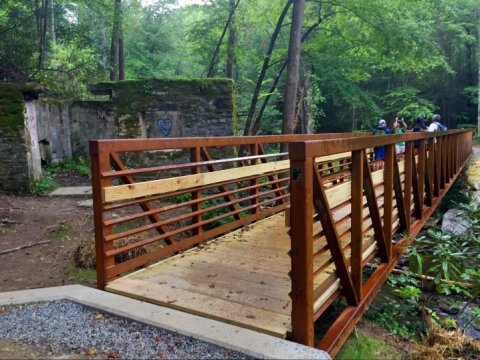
[77,199,93,208]
[441,208,471,236]
[471,182,480,191]
[438,298,460,315]
[471,192,480,208]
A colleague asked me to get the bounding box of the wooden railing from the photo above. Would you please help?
[288,130,472,354]
[90,133,369,289]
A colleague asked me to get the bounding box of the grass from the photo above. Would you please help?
[46,223,72,240]
[31,174,58,195]
[336,331,403,360]
[66,263,97,282]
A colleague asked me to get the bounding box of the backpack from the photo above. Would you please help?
[436,122,447,131]
[374,128,386,136]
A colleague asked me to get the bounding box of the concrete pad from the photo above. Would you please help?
[0,285,330,360]
[49,186,92,196]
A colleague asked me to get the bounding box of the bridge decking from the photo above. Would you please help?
[107,213,292,337]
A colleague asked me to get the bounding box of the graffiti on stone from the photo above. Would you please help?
[155,118,173,137]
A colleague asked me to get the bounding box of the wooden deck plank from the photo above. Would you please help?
[106,278,291,338]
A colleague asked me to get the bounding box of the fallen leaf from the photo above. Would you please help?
[209,283,215,288]
[175,338,182,345]
[246,314,256,319]
[86,348,96,356]
[167,299,177,304]
[94,313,103,320]
[107,351,120,359]
[159,351,168,358]
[206,273,217,278]
[259,281,266,285]
[154,335,163,342]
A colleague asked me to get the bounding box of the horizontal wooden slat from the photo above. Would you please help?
[103,160,289,202]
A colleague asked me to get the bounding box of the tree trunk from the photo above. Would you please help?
[50,0,56,44]
[250,20,322,135]
[207,0,240,78]
[478,9,480,134]
[119,32,125,80]
[110,0,121,81]
[282,0,305,136]
[242,0,293,136]
[226,0,236,78]
[38,0,49,69]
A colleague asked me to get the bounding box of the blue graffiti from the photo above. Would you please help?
[155,118,173,137]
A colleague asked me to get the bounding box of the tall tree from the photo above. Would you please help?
[207,0,240,78]
[110,0,124,80]
[50,0,56,44]
[38,0,49,69]
[242,0,293,136]
[282,0,305,135]
[226,0,236,78]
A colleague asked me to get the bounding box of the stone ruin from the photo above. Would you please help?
[0,79,235,192]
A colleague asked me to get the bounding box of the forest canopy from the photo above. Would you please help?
[0,0,478,133]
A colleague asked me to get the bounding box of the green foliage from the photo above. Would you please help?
[0,0,478,132]
[38,43,104,99]
[383,88,436,123]
[365,291,424,338]
[66,263,97,282]
[336,331,402,360]
[30,174,58,196]
[0,84,26,134]
[45,157,90,176]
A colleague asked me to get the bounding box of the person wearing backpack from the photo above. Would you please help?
[372,119,392,170]
[428,114,447,132]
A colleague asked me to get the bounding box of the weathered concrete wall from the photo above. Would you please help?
[36,78,235,159]
[0,84,41,192]
[35,99,72,164]
[1,79,235,191]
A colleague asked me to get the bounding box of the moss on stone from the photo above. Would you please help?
[0,84,25,136]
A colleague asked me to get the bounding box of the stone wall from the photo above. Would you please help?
[1,79,235,191]
[0,84,41,192]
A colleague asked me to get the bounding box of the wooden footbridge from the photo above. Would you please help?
[90,130,472,356]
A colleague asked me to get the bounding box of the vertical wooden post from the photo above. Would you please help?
[449,135,454,179]
[404,141,413,232]
[289,143,314,347]
[351,150,363,301]
[440,137,446,189]
[418,140,426,215]
[435,138,442,194]
[425,138,434,205]
[191,147,202,235]
[412,145,422,220]
[90,141,114,290]
[251,143,259,214]
[383,144,394,261]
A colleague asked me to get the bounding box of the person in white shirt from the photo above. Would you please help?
[427,114,446,132]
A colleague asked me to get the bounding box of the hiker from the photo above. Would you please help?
[427,114,447,132]
[412,116,428,148]
[372,119,392,170]
[393,117,408,156]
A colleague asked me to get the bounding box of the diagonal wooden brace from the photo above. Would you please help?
[109,152,175,244]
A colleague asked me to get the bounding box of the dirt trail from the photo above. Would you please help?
[0,192,95,291]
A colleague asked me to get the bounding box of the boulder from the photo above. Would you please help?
[441,208,471,236]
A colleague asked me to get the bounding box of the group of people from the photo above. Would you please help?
[372,114,446,167]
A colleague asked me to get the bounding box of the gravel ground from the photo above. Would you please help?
[0,300,250,359]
